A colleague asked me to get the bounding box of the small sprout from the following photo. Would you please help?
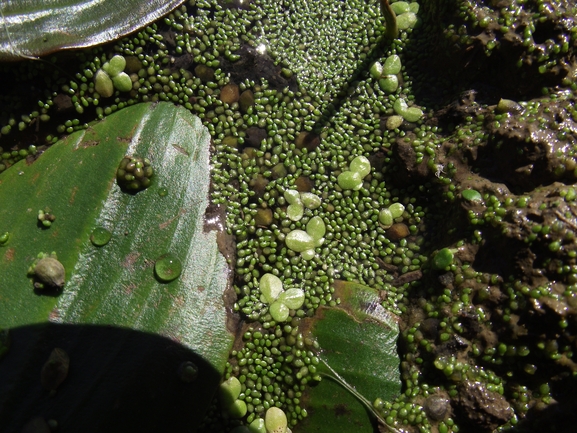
[265,407,288,433]
[385,115,404,130]
[390,1,411,14]
[269,300,290,322]
[21,417,52,433]
[396,12,418,30]
[228,399,248,419]
[378,208,394,228]
[260,273,284,304]
[432,248,455,270]
[178,361,198,383]
[393,98,423,123]
[0,231,9,245]
[116,156,154,192]
[383,54,402,75]
[496,98,523,115]
[112,72,133,92]
[370,61,383,80]
[299,192,321,209]
[103,55,126,77]
[349,155,371,178]
[388,203,405,219]
[285,230,315,252]
[29,253,65,289]
[41,348,69,393]
[461,189,483,202]
[249,418,266,433]
[283,189,301,205]
[277,288,305,310]
[379,76,399,93]
[300,248,316,260]
[306,216,326,243]
[259,273,305,321]
[37,207,56,228]
[219,376,247,418]
[94,69,114,98]
[219,376,242,407]
[337,170,362,190]
[287,203,304,221]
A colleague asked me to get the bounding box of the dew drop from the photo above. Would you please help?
[154,253,182,282]
[90,227,112,247]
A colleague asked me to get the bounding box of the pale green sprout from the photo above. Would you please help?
[285,230,315,252]
[390,1,411,15]
[379,208,394,228]
[283,189,321,221]
[277,288,306,309]
[379,76,399,93]
[349,155,371,177]
[396,12,418,30]
[103,55,126,76]
[337,170,363,190]
[94,54,132,97]
[249,418,266,433]
[306,216,326,246]
[94,69,114,98]
[370,61,383,80]
[379,203,405,228]
[269,300,290,322]
[383,54,402,75]
[286,203,304,221]
[337,155,372,190]
[219,376,247,418]
[389,203,405,219]
[386,115,404,130]
[300,192,321,209]
[393,98,423,122]
[259,273,305,322]
[283,189,301,205]
[260,273,283,304]
[265,407,288,433]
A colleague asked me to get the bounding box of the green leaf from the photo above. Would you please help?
[295,280,401,433]
[0,102,234,427]
[0,0,186,61]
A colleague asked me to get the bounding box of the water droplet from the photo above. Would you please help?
[154,253,182,282]
[90,227,112,247]
[158,187,168,197]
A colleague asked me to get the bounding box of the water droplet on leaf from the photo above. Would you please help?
[154,253,182,282]
[90,227,112,246]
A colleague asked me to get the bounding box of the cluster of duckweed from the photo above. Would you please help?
[0,145,37,173]
[2,1,577,432]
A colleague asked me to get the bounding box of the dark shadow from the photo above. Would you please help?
[0,323,221,433]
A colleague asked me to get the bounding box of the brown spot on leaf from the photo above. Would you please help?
[3,248,15,262]
[122,252,141,271]
[159,208,187,230]
[69,185,78,204]
[333,403,352,417]
[172,143,190,156]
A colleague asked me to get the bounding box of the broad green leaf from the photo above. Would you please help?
[295,280,401,433]
[0,102,233,428]
[0,0,186,61]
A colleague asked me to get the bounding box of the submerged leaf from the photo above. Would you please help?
[295,280,401,433]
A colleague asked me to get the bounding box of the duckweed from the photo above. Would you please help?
[2,0,577,432]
